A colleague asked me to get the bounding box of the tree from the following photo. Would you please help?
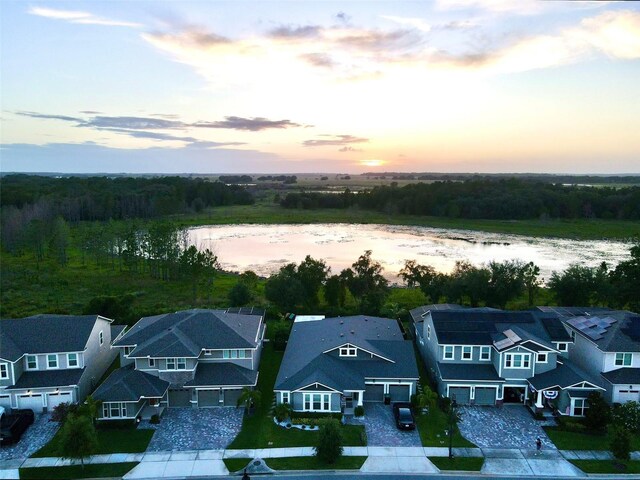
[611,426,631,462]
[274,403,293,422]
[549,264,598,306]
[486,260,526,309]
[612,401,640,433]
[239,270,259,291]
[584,392,610,434]
[315,418,343,464]
[296,255,330,308]
[83,294,136,325]
[57,413,98,468]
[265,264,306,312]
[324,274,346,308]
[610,240,640,311]
[49,216,70,266]
[344,250,389,314]
[236,387,262,415]
[414,385,438,412]
[228,282,251,307]
[179,245,218,300]
[272,322,291,351]
[448,261,489,307]
[522,262,541,306]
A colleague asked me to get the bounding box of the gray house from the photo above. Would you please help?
[274,316,419,414]
[411,305,605,417]
[93,309,265,421]
[540,306,640,405]
[0,315,121,413]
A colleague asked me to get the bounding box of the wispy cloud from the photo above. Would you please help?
[193,116,302,131]
[380,15,431,33]
[28,6,141,28]
[339,146,363,152]
[303,135,369,147]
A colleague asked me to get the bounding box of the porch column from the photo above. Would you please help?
[535,390,544,408]
[358,391,364,406]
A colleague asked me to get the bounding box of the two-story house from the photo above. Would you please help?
[411,305,605,416]
[93,309,265,421]
[274,316,419,414]
[544,307,640,404]
[0,314,122,413]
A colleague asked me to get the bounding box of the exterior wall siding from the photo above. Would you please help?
[500,346,535,380]
[568,334,605,373]
[78,318,119,400]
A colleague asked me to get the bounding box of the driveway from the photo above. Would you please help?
[145,407,244,451]
[359,403,421,447]
[0,414,59,461]
[457,405,555,449]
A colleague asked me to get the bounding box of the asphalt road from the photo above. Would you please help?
[184,474,634,480]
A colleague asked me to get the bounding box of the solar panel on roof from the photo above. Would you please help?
[494,338,514,349]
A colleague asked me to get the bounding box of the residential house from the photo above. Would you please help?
[274,316,419,414]
[0,315,122,413]
[411,305,605,416]
[539,306,640,405]
[93,309,265,421]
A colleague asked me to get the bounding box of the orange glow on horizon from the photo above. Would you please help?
[360,159,385,167]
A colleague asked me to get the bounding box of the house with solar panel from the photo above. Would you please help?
[92,308,265,421]
[411,305,605,417]
[536,307,640,405]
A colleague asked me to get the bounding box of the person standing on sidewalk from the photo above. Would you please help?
[242,469,250,480]
[535,437,542,455]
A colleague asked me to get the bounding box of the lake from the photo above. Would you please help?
[188,224,631,283]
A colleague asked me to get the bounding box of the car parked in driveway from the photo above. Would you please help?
[0,407,35,446]
[393,402,415,430]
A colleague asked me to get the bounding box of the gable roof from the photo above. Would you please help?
[275,316,419,391]
[5,368,85,390]
[601,368,640,386]
[113,309,262,358]
[528,360,605,391]
[561,311,640,353]
[184,363,258,388]
[92,366,169,402]
[0,315,112,362]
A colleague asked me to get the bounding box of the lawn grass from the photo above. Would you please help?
[570,459,640,474]
[543,426,640,451]
[32,428,154,457]
[228,342,366,449]
[224,456,367,472]
[429,456,484,471]
[19,462,138,479]
[416,408,475,448]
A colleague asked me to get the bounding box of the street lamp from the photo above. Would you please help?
[448,394,457,459]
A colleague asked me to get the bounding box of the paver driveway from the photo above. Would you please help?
[145,407,243,451]
[457,405,555,449]
[360,403,421,447]
[0,414,59,461]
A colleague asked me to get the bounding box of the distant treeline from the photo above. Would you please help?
[362,173,640,184]
[280,179,640,220]
[257,175,297,183]
[218,175,253,184]
[1,174,254,221]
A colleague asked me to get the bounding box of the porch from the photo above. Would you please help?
[140,404,165,420]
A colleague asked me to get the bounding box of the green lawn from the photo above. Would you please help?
[224,456,367,472]
[32,428,154,457]
[543,427,640,451]
[570,460,640,474]
[416,408,475,448]
[429,457,484,471]
[19,462,138,479]
[229,342,366,448]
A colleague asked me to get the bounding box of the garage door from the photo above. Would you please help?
[168,389,191,407]
[223,389,243,407]
[617,390,640,403]
[364,384,384,402]
[448,387,470,405]
[47,392,73,410]
[198,390,219,407]
[389,385,411,402]
[0,395,11,409]
[18,394,43,412]
[474,387,496,406]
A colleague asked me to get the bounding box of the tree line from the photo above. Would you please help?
[279,179,640,220]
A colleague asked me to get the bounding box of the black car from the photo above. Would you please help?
[1,407,35,446]
[393,402,415,430]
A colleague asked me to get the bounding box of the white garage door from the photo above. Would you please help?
[0,395,11,409]
[18,394,43,412]
[47,392,73,410]
[617,390,640,403]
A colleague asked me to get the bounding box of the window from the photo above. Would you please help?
[480,346,491,361]
[282,392,289,404]
[203,349,213,356]
[443,345,454,360]
[47,354,58,369]
[616,353,633,367]
[166,358,176,370]
[573,398,588,416]
[303,393,331,412]
[339,346,357,357]
[427,325,431,340]
[231,350,238,359]
[26,355,37,370]
[556,342,568,352]
[123,346,133,356]
[462,346,473,360]
[223,350,230,359]
[223,349,246,359]
[177,358,187,370]
[99,331,104,346]
[505,353,531,369]
[537,353,548,363]
[103,402,124,418]
[149,358,156,368]
[67,353,78,367]
[0,363,8,380]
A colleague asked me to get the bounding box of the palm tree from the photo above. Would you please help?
[236,387,262,415]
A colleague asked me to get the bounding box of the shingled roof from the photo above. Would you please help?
[92,366,169,402]
[5,368,85,390]
[113,309,262,358]
[561,311,640,353]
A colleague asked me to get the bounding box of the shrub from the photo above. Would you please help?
[228,282,251,307]
[150,414,160,424]
[315,418,343,464]
[274,403,293,423]
[612,401,640,433]
[439,396,452,414]
[611,426,631,461]
[354,405,365,417]
[272,322,291,351]
[51,402,78,423]
[557,417,587,433]
[584,392,610,434]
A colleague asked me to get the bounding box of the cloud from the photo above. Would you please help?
[299,52,336,68]
[335,12,351,24]
[303,135,369,147]
[338,146,363,152]
[193,116,301,131]
[90,127,244,147]
[28,6,141,28]
[268,25,322,40]
[86,116,185,129]
[17,111,85,123]
[381,15,432,33]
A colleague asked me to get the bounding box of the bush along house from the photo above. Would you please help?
[92,308,265,421]
[411,305,605,417]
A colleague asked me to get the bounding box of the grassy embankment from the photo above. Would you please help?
[32,429,154,457]
[223,456,367,472]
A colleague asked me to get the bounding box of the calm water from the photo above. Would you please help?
[188,224,631,283]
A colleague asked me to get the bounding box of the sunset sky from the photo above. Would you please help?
[1,1,639,174]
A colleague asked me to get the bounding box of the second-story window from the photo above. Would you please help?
[443,345,454,360]
[462,346,473,360]
[67,353,78,367]
[427,325,431,340]
[166,358,176,370]
[123,346,133,356]
[26,355,37,370]
[99,331,104,346]
[177,358,187,370]
[505,353,530,369]
[480,346,491,361]
[616,353,633,366]
[537,353,548,363]
[0,363,8,379]
[149,358,156,368]
[556,342,568,352]
[47,354,58,369]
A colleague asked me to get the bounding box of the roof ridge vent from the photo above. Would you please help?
[350,330,355,334]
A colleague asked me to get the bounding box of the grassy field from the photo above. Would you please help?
[570,459,640,473]
[19,462,138,479]
[174,203,640,240]
[543,426,640,451]
[224,456,367,472]
[429,457,484,471]
[32,428,154,457]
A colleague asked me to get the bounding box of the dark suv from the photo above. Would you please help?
[392,402,415,430]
